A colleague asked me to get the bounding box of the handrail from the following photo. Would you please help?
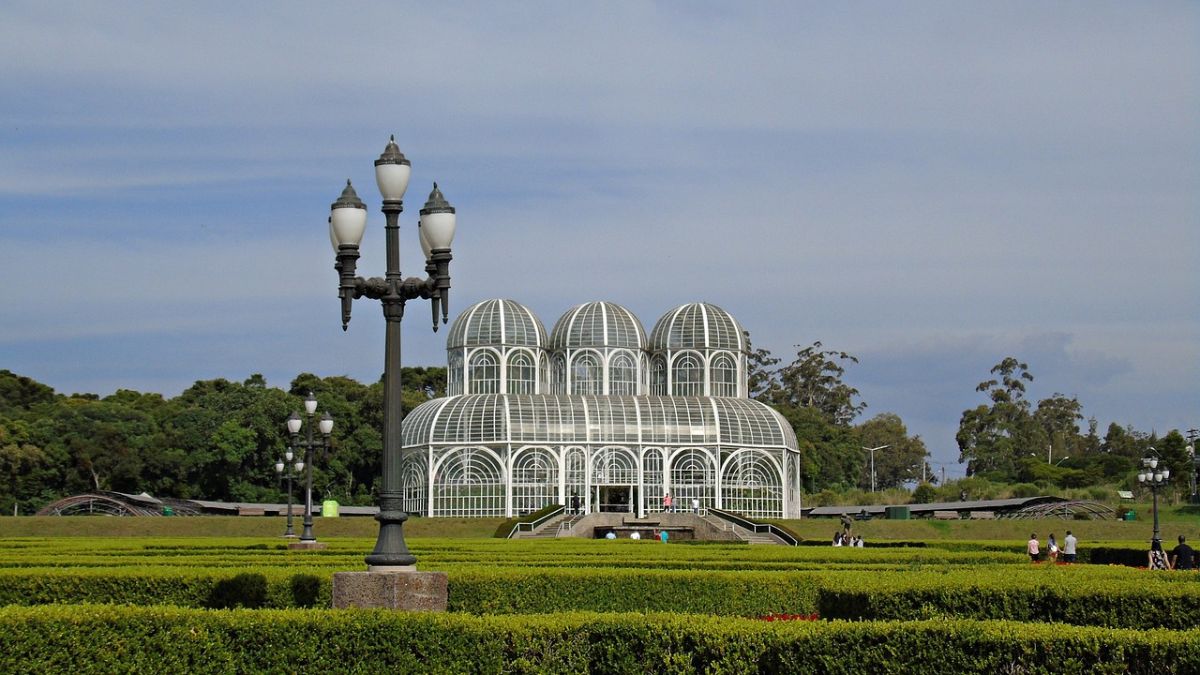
[708,508,799,546]
[508,504,566,538]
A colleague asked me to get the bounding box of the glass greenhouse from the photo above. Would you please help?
[402,299,801,518]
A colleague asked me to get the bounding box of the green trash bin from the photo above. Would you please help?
[1124,510,1136,521]
[885,505,910,520]
[321,500,340,518]
[162,506,174,516]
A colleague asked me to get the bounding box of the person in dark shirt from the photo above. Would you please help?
[1171,535,1195,571]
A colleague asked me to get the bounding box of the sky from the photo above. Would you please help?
[1,2,1197,478]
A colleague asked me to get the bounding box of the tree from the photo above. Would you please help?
[742,331,780,402]
[855,413,930,490]
[0,421,47,515]
[1034,393,1084,460]
[773,341,866,426]
[957,358,1042,479]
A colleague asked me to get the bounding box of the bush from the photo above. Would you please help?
[3,605,1200,674]
[204,572,267,609]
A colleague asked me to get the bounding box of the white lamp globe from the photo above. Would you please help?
[319,413,334,435]
[304,392,318,415]
[419,183,456,250]
[374,135,411,201]
[286,413,302,435]
[295,461,305,473]
[330,181,368,248]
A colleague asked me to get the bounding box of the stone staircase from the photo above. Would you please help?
[701,513,785,545]
[512,512,583,539]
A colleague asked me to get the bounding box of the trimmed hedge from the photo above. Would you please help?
[6,565,1199,630]
[2,605,1200,674]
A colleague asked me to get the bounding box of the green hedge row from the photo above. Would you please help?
[5,565,1198,629]
[2,605,1199,674]
[0,567,330,609]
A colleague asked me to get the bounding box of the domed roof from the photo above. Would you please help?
[446,299,547,349]
[403,394,797,450]
[649,302,747,352]
[549,301,646,350]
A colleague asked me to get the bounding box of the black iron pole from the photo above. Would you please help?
[300,413,316,543]
[284,461,295,537]
[1151,482,1161,545]
[365,200,418,569]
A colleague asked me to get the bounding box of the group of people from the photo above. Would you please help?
[832,532,864,547]
[1149,536,1195,571]
[1026,531,1078,563]
[661,492,701,513]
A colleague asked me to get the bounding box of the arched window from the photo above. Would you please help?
[432,447,504,517]
[571,352,602,395]
[507,352,536,395]
[609,352,637,396]
[650,356,667,396]
[671,352,703,396]
[721,450,782,519]
[468,351,499,394]
[511,448,559,514]
[668,448,714,511]
[447,352,464,396]
[552,354,567,394]
[711,353,738,397]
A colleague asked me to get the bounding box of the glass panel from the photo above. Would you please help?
[667,448,714,512]
[721,449,783,518]
[507,351,536,395]
[432,447,505,517]
[447,351,464,396]
[571,351,602,395]
[671,352,703,396]
[650,356,667,396]
[711,352,738,398]
[469,351,499,394]
[511,447,560,514]
[609,351,637,396]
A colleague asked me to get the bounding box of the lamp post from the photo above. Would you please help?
[273,447,303,537]
[328,136,456,570]
[1186,429,1198,504]
[863,445,889,493]
[1137,449,1169,545]
[286,392,334,544]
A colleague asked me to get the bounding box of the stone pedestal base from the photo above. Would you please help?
[332,571,448,611]
[288,541,328,551]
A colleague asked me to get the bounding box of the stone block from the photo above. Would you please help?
[332,571,448,611]
[288,541,328,551]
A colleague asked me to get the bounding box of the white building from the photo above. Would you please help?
[400,299,800,518]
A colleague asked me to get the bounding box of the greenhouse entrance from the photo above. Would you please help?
[594,485,636,513]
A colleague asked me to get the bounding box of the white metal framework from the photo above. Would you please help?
[408,300,800,519]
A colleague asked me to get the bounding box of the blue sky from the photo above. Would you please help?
[1,2,1197,477]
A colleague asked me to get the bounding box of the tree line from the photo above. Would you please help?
[0,368,444,515]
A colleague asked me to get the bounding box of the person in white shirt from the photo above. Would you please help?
[1062,531,1078,563]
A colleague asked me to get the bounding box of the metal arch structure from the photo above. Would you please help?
[38,492,157,516]
[1001,500,1117,520]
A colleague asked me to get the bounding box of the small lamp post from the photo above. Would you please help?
[286,392,334,544]
[1137,449,1169,545]
[329,136,456,570]
[1186,429,1198,504]
[273,448,303,537]
[863,445,889,493]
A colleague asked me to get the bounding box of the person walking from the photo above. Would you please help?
[1063,531,1078,563]
[1171,535,1195,571]
[570,492,581,516]
[1047,533,1059,563]
[663,492,673,513]
[1027,533,1040,562]
[1149,539,1170,570]
[691,497,700,514]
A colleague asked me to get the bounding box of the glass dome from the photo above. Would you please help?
[402,394,797,450]
[549,301,646,350]
[648,302,747,352]
[446,299,547,349]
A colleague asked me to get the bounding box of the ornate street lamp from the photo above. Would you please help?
[329,136,456,570]
[1137,449,1169,545]
[286,392,334,544]
[273,447,304,537]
